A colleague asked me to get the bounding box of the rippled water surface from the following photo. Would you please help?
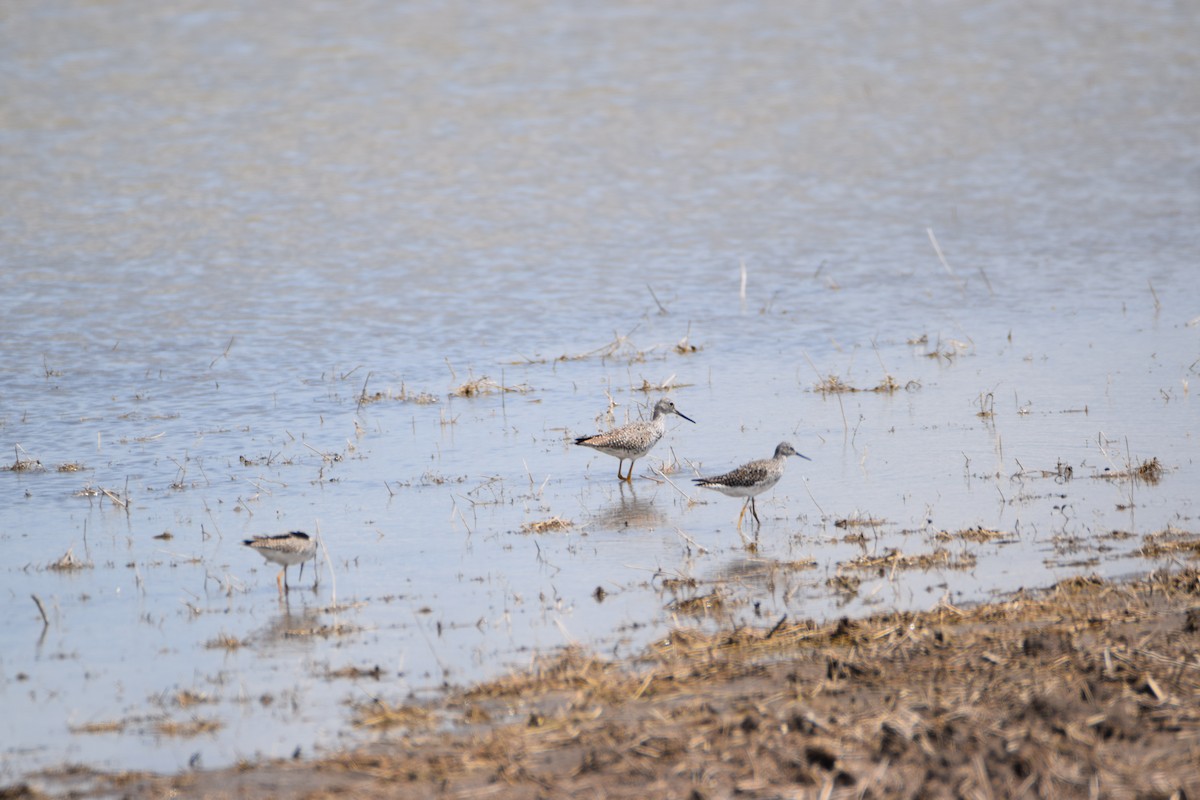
[2,0,1197,781]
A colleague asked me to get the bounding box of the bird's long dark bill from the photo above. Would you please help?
[795,452,812,461]
[677,411,696,424]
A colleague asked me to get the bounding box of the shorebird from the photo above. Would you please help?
[243,531,317,592]
[693,442,810,528]
[575,398,695,482]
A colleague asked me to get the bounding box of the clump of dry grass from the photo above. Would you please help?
[463,646,630,702]
[633,376,693,394]
[70,719,127,734]
[1136,528,1200,560]
[813,374,912,394]
[840,548,977,572]
[777,558,818,571]
[57,462,85,472]
[668,589,730,617]
[1094,457,1164,484]
[155,716,222,737]
[205,633,246,651]
[359,384,439,405]
[508,329,653,365]
[174,690,211,708]
[5,458,44,472]
[352,699,435,730]
[283,623,359,639]
[47,545,91,571]
[326,664,385,680]
[827,573,862,595]
[450,376,530,398]
[520,517,573,534]
[834,516,887,529]
[674,338,699,355]
[659,576,698,591]
[935,526,1011,543]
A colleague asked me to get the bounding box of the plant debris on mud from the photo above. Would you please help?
[21,566,1200,799]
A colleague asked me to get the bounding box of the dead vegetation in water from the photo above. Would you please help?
[919,334,973,361]
[666,589,730,617]
[813,373,916,395]
[934,525,1014,544]
[834,515,887,529]
[358,381,439,406]
[283,622,361,639]
[325,664,385,681]
[840,548,977,572]
[154,716,223,737]
[633,375,694,394]
[509,327,698,367]
[1135,528,1200,560]
[1094,457,1164,485]
[69,719,127,735]
[461,646,630,703]
[72,483,130,508]
[205,633,246,651]
[450,375,531,398]
[1013,458,1075,482]
[520,516,573,535]
[70,713,222,739]
[47,545,91,572]
[351,699,435,731]
[171,690,213,709]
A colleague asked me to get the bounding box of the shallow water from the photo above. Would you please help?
[2,0,1198,781]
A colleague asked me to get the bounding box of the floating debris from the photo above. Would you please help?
[834,516,887,529]
[934,526,1012,544]
[352,699,434,730]
[813,374,915,394]
[47,546,91,572]
[667,589,728,617]
[520,517,573,534]
[1094,457,1164,485]
[450,376,531,398]
[1136,528,1200,560]
[154,716,222,737]
[205,633,246,651]
[840,548,977,572]
[359,384,439,405]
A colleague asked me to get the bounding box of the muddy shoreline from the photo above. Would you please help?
[12,562,1200,799]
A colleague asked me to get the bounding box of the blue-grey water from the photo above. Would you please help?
[2,0,1198,782]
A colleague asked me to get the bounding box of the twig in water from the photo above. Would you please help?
[672,528,708,555]
[739,258,748,301]
[654,468,694,502]
[926,228,955,278]
[32,594,49,627]
[316,523,335,603]
[209,336,236,369]
[801,476,827,520]
[647,284,669,314]
[356,371,373,412]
